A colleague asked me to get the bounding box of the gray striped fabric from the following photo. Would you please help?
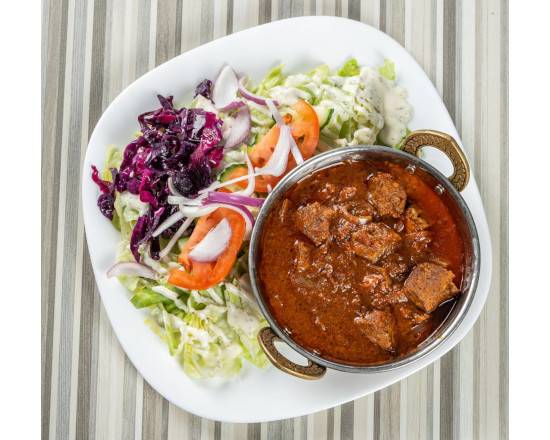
[42,1,508,439]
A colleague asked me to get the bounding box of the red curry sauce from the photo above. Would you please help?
[258,160,465,365]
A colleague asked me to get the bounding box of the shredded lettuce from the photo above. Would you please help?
[338,58,360,77]
[255,64,285,96]
[249,59,412,148]
[141,281,268,378]
[101,145,123,181]
[378,59,396,81]
[104,220,269,380]
[131,286,172,308]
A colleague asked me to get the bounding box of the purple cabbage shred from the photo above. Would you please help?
[91,91,222,261]
[193,79,213,101]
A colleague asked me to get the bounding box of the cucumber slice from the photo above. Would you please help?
[219,163,246,183]
[315,106,334,131]
[247,132,258,146]
[338,118,357,140]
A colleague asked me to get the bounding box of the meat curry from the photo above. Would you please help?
[258,160,465,365]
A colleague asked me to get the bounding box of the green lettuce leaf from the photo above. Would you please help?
[338,58,360,77]
[307,64,330,82]
[255,64,285,96]
[130,287,172,308]
[378,59,396,81]
[101,145,123,181]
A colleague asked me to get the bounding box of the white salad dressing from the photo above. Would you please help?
[268,86,308,106]
[358,67,413,146]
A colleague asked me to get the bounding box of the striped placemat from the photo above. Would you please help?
[42,1,508,439]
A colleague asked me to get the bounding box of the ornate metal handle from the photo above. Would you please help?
[401,130,470,192]
[258,327,326,380]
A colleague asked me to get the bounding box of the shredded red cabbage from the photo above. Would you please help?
[91,93,223,261]
[91,165,117,220]
[194,79,213,101]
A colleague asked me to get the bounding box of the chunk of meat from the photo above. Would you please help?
[354,309,396,352]
[404,231,432,260]
[371,288,408,308]
[293,240,312,273]
[361,268,392,295]
[382,253,410,282]
[351,223,401,263]
[338,186,358,202]
[338,200,376,224]
[404,205,429,233]
[393,303,430,326]
[361,272,391,294]
[294,202,336,246]
[367,172,407,218]
[333,217,358,243]
[403,263,459,312]
[316,182,339,202]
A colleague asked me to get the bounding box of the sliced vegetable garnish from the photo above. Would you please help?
[106,262,157,279]
[247,99,320,192]
[152,210,185,237]
[212,65,239,110]
[223,105,251,150]
[201,202,254,236]
[266,99,304,164]
[168,207,246,290]
[158,217,194,259]
[205,191,264,208]
[238,77,279,106]
[188,218,233,263]
[254,124,292,177]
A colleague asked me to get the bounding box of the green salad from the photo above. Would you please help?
[91,58,413,379]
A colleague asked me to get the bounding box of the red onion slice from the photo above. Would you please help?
[233,153,256,196]
[202,201,254,236]
[218,100,246,112]
[159,217,194,259]
[205,191,264,208]
[254,124,292,177]
[238,77,279,106]
[107,262,157,279]
[223,105,251,150]
[179,204,218,218]
[266,99,304,165]
[188,218,232,263]
[152,210,185,237]
[212,65,239,110]
[265,99,284,125]
[168,194,204,206]
[289,134,304,164]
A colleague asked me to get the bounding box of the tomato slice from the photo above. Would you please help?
[167,207,246,290]
[222,164,271,193]
[247,99,320,192]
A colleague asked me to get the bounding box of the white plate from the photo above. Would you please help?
[82,16,492,423]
